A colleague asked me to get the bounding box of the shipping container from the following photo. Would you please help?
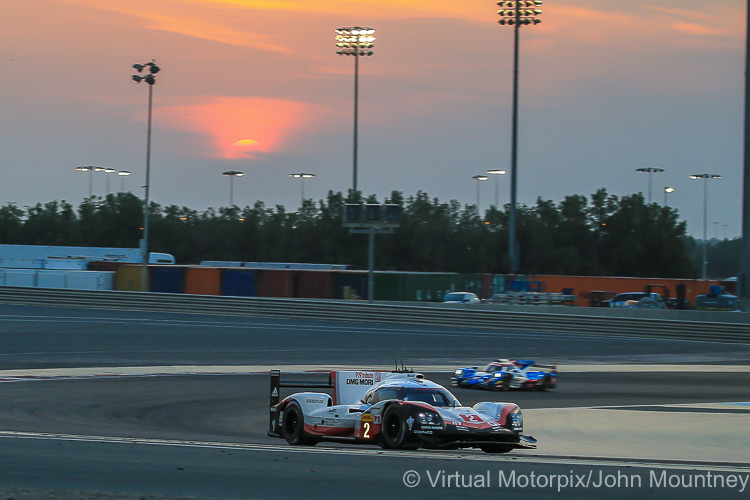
[402,273,462,302]
[480,273,494,299]
[0,269,37,287]
[373,272,405,301]
[296,270,335,299]
[87,261,122,272]
[36,272,66,289]
[334,271,368,300]
[221,269,256,297]
[150,266,185,294]
[185,267,222,295]
[114,264,147,291]
[37,270,114,290]
[68,271,114,290]
[527,275,720,308]
[256,269,296,297]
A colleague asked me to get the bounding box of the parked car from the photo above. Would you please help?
[603,292,664,309]
[442,292,480,304]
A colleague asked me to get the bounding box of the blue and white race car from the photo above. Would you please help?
[268,369,537,453]
[452,359,557,391]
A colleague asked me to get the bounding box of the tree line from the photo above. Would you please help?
[0,189,737,278]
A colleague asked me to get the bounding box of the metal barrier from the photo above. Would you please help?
[0,286,749,344]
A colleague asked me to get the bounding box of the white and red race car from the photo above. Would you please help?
[267,369,536,453]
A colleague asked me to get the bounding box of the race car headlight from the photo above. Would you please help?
[454,369,463,375]
[418,412,441,426]
[509,407,523,432]
[493,373,503,377]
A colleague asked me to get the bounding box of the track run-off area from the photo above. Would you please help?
[0,303,750,499]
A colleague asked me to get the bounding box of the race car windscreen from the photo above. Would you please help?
[400,388,460,407]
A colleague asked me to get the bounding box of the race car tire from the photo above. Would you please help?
[379,405,410,449]
[480,444,514,454]
[281,402,317,446]
[499,373,513,391]
[538,374,553,391]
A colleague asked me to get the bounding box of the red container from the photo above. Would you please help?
[185,267,221,295]
[480,273,494,299]
[256,269,296,297]
[296,270,335,299]
[87,261,122,272]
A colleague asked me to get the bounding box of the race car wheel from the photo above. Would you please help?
[380,405,409,449]
[480,444,514,454]
[538,374,553,391]
[499,373,513,391]
[282,402,317,446]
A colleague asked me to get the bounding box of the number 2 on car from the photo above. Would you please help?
[357,414,375,440]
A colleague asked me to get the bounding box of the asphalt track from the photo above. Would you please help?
[1,303,750,499]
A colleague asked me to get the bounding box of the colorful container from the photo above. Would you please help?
[114,264,146,291]
[296,270,335,299]
[221,269,257,297]
[334,271,368,300]
[150,266,185,294]
[185,267,222,295]
[256,269,296,298]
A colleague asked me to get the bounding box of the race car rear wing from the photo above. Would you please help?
[531,363,557,373]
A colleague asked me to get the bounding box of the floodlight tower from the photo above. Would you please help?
[335,26,375,194]
[636,167,665,203]
[131,59,160,292]
[497,0,542,274]
[690,173,722,280]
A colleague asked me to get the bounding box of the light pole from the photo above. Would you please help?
[472,175,489,211]
[335,26,375,194]
[486,169,507,208]
[690,173,722,279]
[497,1,542,274]
[636,167,665,203]
[290,173,315,205]
[222,170,245,206]
[118,170,131,192]
[132,59,160,292]
[663,186,675,206]
[740,0,750,303]
[76,166,95,198]
[102,168,117,195]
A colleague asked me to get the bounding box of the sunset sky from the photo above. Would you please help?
[0,0,746,239]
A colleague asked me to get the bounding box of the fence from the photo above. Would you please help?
[0,286,748,344]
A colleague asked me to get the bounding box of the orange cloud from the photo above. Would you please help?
[672,23,726,37]
[59,0,491,52]
[158,97,315,159]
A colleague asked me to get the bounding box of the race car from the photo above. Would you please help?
[452,359,557,391]
[267,369,536,453]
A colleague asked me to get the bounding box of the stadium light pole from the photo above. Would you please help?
[102,168,117,195]
[472,175,489,211]
[222,170,245,207]
[290,173,316,205]
[132,59,160,292]
[486,169,507,208]
[118,170,131,192]
[76,166,95,198]
[335,26,375,194]
[690,173,722,279]
[664,186,675,206]
[497,1,542,274]
[741,0,750,304]
[636,167,665,203]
